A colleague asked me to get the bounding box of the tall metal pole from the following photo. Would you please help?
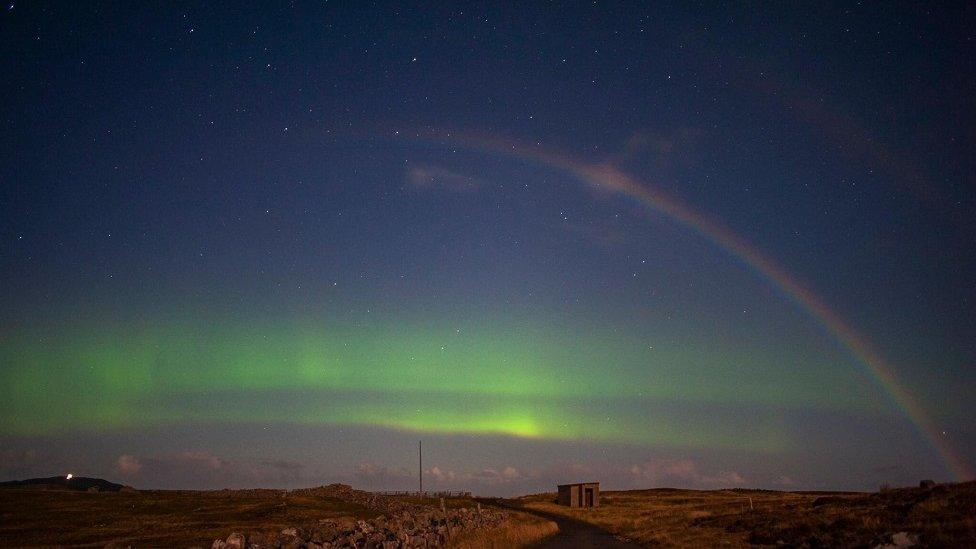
[419,440,423,496]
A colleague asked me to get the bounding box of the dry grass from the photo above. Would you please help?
[519,481,976,547]
[0,488,378,547]
[451,509,558,548]
[523,488,777,547]
[0,488,557,548]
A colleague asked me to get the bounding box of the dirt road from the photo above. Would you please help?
[480,499,641,548]
[527,510,641,548]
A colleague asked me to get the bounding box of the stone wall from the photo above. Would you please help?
[212,484,507,549]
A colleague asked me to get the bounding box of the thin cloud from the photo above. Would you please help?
[0,449,48,479]
[115,454,142,476]
[620,127,704,168]
[472,466,523,484]
[259,459,306,471]
[406,165,482,192]
[111,451,314,489]
[774,475,798,487]
[354,461,525,493]
[628,458,746,489]
[354,461,414,489]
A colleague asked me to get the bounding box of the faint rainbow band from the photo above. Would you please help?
[408,132,972,481]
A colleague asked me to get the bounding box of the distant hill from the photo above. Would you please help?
[0,476,129,492]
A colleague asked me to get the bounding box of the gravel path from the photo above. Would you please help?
[481,499,642,548]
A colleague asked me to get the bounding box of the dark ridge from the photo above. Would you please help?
[0,476,128,492]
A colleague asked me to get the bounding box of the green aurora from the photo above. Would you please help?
[1,315,880,453]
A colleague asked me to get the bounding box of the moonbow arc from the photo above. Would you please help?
[407,132,972,482]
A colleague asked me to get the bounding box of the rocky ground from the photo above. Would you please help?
[520,481,976,547]
[211,484,507,549]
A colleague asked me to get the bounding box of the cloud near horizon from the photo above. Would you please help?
[352,455,745,495]
[112,451,314,488]
[628,458,746,488]
[355,460,524,492]
[115,454,142,475]
[0,443,810,495]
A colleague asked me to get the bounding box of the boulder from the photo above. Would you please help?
[224,533,245,549]
[874,531,917,548]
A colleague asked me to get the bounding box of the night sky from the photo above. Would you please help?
[2,2,974,495]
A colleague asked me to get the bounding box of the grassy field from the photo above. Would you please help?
[519,481,976,547]
[0,487,556,548]
[6,482,972,547]
[0,488,378,547]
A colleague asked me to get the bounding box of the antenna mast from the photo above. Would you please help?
[418,440,423,496]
